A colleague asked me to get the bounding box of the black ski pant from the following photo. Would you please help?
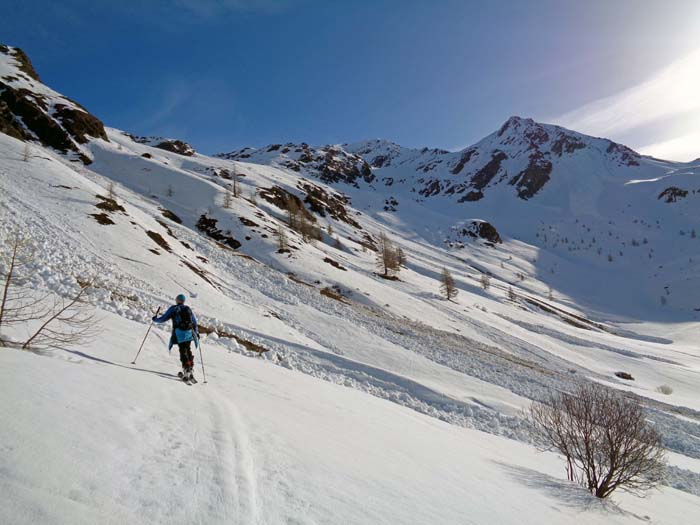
[178,341,194,369]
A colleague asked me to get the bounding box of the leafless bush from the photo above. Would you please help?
[529,383,665,499]
[22,280,100,349]
[1,235,99,349]
[0,235,50,344]
[507,286,517,301]
[656,385,673,395]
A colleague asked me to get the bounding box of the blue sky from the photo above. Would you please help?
[3,0,699,158]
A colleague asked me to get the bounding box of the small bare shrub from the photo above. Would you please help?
[0,235,50,343]
[22,280,100,349]
[529,383,665,499]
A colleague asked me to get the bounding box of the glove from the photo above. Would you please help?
[151,316,157,321]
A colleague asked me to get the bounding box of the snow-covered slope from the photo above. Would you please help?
[4,311,700,525]
[3,45,700,524]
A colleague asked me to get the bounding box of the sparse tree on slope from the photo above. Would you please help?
[107,181,117,201]
[480,274,490,290]
[223,184,233,209]
[439,267,458,301]
[276,224,288,252]
[376,231,400,277]
[397,247,407,267]
[232,166,241,198]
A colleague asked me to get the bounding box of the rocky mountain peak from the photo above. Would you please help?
[0,44,108,164]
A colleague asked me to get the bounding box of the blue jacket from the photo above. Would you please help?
[153,304,199,349]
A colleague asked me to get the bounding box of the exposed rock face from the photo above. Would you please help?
[606,141,640,167]
[450,148,478,175]
[0,86,77,152]
[0,45,108,163]
[447,219,502,247]
[258,186,315,224]
[471,150,507,191]
[217,142,374,187]
[0,99,28,140]
[297,181,361,228]
[509,151,553,200]
[126,134,195,156]
[195,215,241,250]
[154,139,195,156]
[1,45,40,81]
[54,103,108,143]
[658,187,689,203]
[319,147,374,186]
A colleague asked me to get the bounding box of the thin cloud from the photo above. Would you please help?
[639,133,700,163]
[554,48,700,136]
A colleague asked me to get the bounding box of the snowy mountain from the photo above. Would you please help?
[3,44,700,524]
[218,118,700,317]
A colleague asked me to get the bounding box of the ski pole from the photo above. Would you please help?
[131,306,161,364]
[196,333,207,383]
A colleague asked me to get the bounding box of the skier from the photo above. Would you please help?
[152,294,199,383]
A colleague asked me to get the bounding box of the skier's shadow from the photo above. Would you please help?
[59,348,181,382]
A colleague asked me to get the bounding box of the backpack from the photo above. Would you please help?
[173,304,194,331]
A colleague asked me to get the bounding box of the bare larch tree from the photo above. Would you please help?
[376,231,400,277]
[276,223,289,252]
[439,267,458,301]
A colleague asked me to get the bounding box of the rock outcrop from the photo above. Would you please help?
[0,45,108,163]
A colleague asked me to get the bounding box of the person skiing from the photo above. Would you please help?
[152,294,199,382]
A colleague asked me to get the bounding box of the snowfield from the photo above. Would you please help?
[3,312,700,525]
[2,45,700,523]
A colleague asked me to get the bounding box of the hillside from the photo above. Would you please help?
[2,44,700,524]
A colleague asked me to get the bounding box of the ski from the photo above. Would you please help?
[178,371,197,384]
